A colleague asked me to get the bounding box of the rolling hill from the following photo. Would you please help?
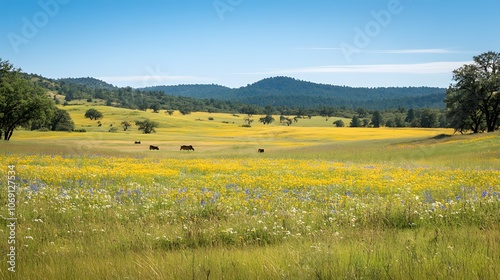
[31,74,446,111]
[142,76,446,109]
[142,84,233,99]
[57,77,117,90]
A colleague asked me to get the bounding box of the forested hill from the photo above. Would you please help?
[142,76,446,109]
[142,84,232,99]
[232,77,446,109]
[57,77,117,90]
[32,75,446,110]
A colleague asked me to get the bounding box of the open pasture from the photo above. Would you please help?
[1,106,500,279]
[3,104,463,157]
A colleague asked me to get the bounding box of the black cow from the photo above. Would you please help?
[180,145,195,151]
[258,149,265,153]
[134,141,141,144]
[149,145,159,150]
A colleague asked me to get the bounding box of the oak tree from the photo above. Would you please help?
[446,52,500,133]
[0,60,53,140]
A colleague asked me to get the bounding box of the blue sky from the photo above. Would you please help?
[1,0,498,88]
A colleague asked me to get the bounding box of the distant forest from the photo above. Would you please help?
[142,76,446,110]
[27,74,450,128]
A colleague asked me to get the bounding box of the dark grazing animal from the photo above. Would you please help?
[134,141,141,144]
[149,145,159,150]
[180,145,195,151]
[258,149,265,153]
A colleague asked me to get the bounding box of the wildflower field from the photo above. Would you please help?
[1,107,500,279]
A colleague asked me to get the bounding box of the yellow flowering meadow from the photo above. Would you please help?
[2,108,500,278]
[4,154,499,245]
[1,139,500,280]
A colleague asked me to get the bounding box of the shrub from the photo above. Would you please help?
[333,120,345,127]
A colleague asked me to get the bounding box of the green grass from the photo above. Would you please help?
[1,106,499,279]
[6,227,500,279]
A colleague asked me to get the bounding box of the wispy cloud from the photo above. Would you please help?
[234,61,472,75]
[301,48,473,54]
[291,61,471,74]
[302,47,346,51]
[368,49,459,54]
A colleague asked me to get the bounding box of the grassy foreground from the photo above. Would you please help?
[1,106,499,279]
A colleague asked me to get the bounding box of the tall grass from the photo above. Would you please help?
[4,228,499,279]
[1,108,499,279]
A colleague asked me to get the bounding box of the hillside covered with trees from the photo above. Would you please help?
[40,75,450,130]
[143,76,446,109]
[28,74,448,119]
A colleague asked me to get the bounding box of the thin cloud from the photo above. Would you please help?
[292,61,471,74]
[234,61,472,75]
[368,49,458,54]
[301,47,346,51]
[301,48,473,54]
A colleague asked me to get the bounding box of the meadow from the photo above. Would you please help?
[1,104,499,279]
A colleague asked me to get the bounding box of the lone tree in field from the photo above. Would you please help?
[135,119,159,134]
[259,114,275,125]
[0,60,53,140]
[84,108,103,120]
[446,51,500,133]
[121,121,131,131]
[333,120,345,127]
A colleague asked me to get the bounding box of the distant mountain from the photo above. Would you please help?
[57,77,117,90]
[142,84,232,99]
[141,76,446,109]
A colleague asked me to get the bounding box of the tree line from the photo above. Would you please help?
[243,106,448,129]
[336,108,447,128]
[37,75,452,124]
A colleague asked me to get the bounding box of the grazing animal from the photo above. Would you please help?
[149,145,159,150]
[134,141,141,144]
[180,145,195,151]
[258,149,265,153]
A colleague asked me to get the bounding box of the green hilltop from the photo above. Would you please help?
[141,76,446,109]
